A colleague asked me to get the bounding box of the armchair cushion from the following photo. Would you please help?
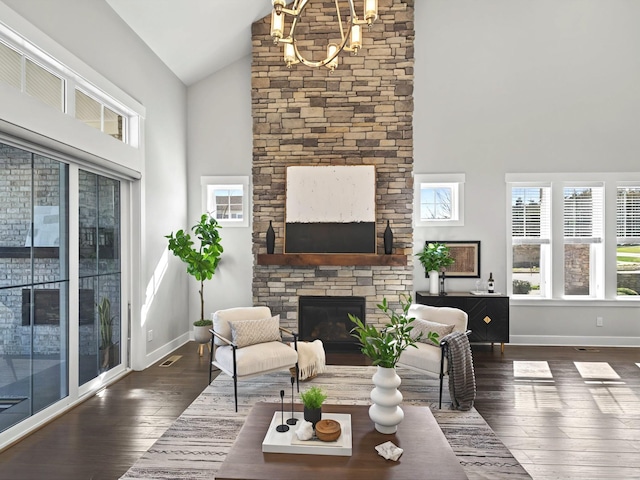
[229,315,282,348]
[400,342,448,373]
[411,318,455,346]
[213,306,272,346]
[214,341,298,377]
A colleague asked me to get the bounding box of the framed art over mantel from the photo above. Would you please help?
[428,240,481,278]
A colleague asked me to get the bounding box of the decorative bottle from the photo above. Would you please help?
[383,220,393,254]
[487,272,495,293]
[266,221,275,254]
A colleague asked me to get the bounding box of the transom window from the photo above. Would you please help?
[0,32,133,145]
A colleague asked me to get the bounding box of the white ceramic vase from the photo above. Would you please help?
[369,366,404,434]
[429,270,439,294]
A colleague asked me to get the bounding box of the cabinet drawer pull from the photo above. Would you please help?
[483,316,492,324]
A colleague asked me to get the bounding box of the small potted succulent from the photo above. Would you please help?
[300,386,327,428]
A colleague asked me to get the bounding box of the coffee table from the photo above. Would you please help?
[216,402,468,480]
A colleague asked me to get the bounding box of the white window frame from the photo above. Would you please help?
[562,183,604,298]
[414,173,465,227]
[0,23,134,146]
[507,173,640,302]
[201,176,250,228]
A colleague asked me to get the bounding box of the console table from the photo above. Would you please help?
[416,292,509,353]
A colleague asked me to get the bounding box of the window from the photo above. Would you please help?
[508,174,640,301]
[616,187,640,295]
[511,186,551,297]
[563,186,603,297]
[75,89,125,141]
[201,176,250,227]
[0,30,133,144]
[414,173,464,227]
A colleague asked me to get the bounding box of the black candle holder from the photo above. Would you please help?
[287,376,298,425]
[439,270,447,296]
[276,389,289,432]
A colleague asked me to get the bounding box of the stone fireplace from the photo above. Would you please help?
[250,0,415,333]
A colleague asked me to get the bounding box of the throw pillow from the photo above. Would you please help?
[410,318,455,346]
[229,315,282,348]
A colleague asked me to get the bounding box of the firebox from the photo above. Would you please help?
[298,296,365,352]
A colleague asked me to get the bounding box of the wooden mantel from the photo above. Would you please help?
[256,253,407,267]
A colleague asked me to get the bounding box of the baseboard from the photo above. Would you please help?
[141,332,191,370]
[509,335,640,347]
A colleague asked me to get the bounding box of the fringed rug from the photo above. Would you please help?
[121,366,531,480]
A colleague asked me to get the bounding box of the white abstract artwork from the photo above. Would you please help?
[286,166,376,223]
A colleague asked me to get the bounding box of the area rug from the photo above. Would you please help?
[121,366,531,480]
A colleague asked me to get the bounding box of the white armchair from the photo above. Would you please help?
[209,306,299,411]
[398,304,469,408]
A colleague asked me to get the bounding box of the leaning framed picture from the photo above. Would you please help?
[427,240,481,278]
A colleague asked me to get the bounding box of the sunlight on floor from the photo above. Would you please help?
[574,362,620,380]
[589,386,640,415]
[513,360,553,379]
[515,384,563,410]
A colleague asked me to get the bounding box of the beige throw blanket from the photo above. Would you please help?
[291,339,327,380]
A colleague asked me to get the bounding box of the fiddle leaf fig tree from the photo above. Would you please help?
[166,214,223,323]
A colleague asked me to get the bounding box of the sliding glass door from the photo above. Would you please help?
[0,143,69,432]
[78,171,121,385]
[0,140,125,436]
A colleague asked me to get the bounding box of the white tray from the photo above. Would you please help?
[262,411,352,456]
[469,291,502,296]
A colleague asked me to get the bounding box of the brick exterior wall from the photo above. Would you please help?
[251,0,415,330]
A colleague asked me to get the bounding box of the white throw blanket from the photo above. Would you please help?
[292,339,327,380]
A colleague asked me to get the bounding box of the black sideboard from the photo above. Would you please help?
[415,291,509,353]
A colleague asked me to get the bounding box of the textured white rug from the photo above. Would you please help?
[121,366,531,479]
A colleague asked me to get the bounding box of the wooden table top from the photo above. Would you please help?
[216,402,468,480]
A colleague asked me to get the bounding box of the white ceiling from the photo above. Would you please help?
[106,0,272,86]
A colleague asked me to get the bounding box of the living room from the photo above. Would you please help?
[0,0,639,478]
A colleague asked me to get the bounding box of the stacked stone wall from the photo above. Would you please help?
[251,0,415,329]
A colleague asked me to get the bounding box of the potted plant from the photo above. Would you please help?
[349,293,438,434]
[300,385,327,427]
[98,297,117,371]
[166,214,223,347]
[416,242,454,294]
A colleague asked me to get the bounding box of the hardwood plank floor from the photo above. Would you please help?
[0,343,638,479]
[473,344,640,479]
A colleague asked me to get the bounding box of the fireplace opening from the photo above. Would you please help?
[298,296,365,352]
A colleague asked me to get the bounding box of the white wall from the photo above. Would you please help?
[1,0,190,367]
[186,56,254,317]
[414,0,640,344]
[184,0,640,345]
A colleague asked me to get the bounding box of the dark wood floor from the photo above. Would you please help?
[0,342,638,479]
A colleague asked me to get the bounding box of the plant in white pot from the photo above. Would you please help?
[416,242,454,294]
[349,294,438,434]
[166,214,223,354]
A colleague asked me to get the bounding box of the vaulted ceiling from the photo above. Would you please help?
[106,0,272,86]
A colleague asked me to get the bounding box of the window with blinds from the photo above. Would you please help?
[616,187,640,295]
[0,40,21,89]
[0,30,130,144]
[563,186,603,296]
[510,186,551,297]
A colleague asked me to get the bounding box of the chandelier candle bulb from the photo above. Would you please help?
[365,0,378,24]
[284,43,296,67]
[350,25,362,53]
[327,43,339,71]
[270,11,284,41]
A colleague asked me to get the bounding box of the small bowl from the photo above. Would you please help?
[315,419,341,442]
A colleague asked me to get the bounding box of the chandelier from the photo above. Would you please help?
[270,0,379,71]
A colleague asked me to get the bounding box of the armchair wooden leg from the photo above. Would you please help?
[233,347,238,412]
[439,373,444,409]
